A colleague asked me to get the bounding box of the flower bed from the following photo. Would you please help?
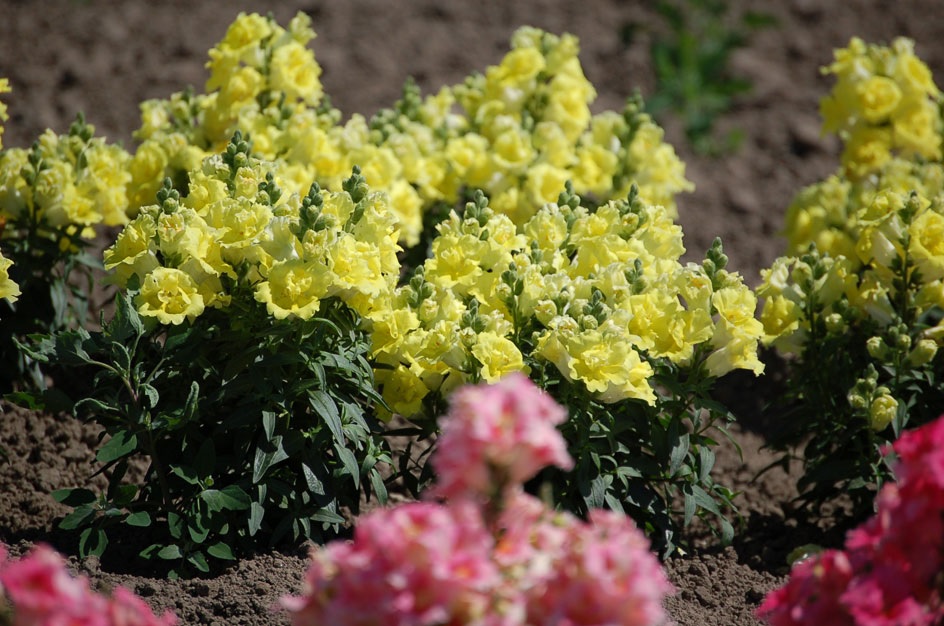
[1,1,944,623]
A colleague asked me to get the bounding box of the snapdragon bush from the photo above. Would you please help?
[0,113,132,389]
[758,37,944,516]
[374,184,765,555]
[20,136,397,578]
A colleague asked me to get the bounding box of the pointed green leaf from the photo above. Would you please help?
[252,436,289,484]
[52,488,97,507]
[59,505,96,530]
[157,544,182,560]
[207,542,236,561]
[96,430,138,464]
[309,390,343,444]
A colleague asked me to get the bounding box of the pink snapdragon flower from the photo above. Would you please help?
[283,374,673,626]
[431,372,573,501]
[282,500,506,626]
[0,543,176,626]
[757,414,944,626]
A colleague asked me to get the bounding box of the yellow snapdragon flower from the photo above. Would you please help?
[136,267,205,325]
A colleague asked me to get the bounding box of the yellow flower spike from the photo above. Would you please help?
[135,267,206,325]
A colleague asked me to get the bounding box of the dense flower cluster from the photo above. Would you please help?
[0,115,132,237]
[373,185,764,417]
[819,37,941,180]
[104,132,401,326]
[0,543,176,625]
[757,414,944,626]
[131,14,692,249]
[282,374,673,626]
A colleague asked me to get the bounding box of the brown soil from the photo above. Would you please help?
[1,1,942,624]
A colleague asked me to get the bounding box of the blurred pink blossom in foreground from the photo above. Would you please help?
[0,542,176,626]
[282,372,674,626]
[757,415,944,626]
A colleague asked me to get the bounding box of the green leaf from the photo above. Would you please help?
[111,484,138,507]
[181,381,200,424]
[157,545,182,560]
[52,487,97,507]
[139,383,160,410]
[112,291,145,341]
[310,508,346,525]
[698,446,716,482]
[79,527,108,558]
[253,436,289,484]
[96,430,138,464]
[668,432,690,477]
[301,463,326,496]
[207,542,236,561]
[683,487,696,526]
[59,505,96,530]
[692,484,722,516]
[170,464,200,485]
[248,502,264,537]
[167,512,185,540]
[334,444,360,488]
[125,511,152,527]
[369,467,388,504]
[309,389,343,444]
[201,485,251,511]
[262,410,277,441]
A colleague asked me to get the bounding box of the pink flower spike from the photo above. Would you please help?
[431,373,573,501]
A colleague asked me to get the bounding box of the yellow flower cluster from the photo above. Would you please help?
[761,191,944,356]
[371,187,763,417]
[129,16,692,248]
[820,37,942,179]
[104,133,401,326]
[0,115,132,243]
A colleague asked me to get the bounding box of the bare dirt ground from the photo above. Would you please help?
[1,1,943,624]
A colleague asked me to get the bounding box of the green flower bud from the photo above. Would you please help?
[847,391,869,411]
[866,336,888,360]
[824,313,845,334]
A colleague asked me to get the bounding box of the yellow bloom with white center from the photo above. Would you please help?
[0,252,20,303]
[524,205,569,253]
[253,258,325,320]
[269,40,322,105]
[470,331,527,383]
[136,267,205,325]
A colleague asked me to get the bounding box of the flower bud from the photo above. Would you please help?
[866,336,888,360]
[907,338,938,367]
[824,312,845,333]
[869,393,898,432]
[847,391,869,411]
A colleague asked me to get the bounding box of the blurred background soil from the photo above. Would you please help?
[2,1,943,624]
